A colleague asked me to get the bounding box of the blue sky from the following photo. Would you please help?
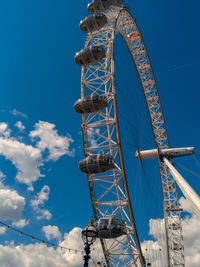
[0,0,200,266]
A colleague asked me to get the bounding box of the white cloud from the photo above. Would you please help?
[141,240,164,266]
[0,227,7,235]
[0,171,6,189]
[59,227,104,266]
[14,121,25,131]
[180,197,200,267]
[11,109,28,119]
[12,219,29,228]
[0,243,68,267]
[0,228,94,267]
[0,227,107,266]
[143,197,200,267]
[0,123,11,138]
[42,225,61,241]
[144,218,167,266]
[0,137,43,190]
[0,189,25,221]
[31,186,52,220]
[0,121,75,189]
[0,170,6,179]
[180,195,194,214]
[87,128,100,148]
[30,121,74,161]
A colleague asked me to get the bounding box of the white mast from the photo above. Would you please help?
[163,157,200,218]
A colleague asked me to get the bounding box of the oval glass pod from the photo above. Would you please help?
[87,0,124,13]
[74,46,106,66]
[74,95,108,114]
[79,154,114,174]
[94,217,126,239]
[80,13,107,33]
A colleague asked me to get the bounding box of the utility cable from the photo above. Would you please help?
[0,221,86,254]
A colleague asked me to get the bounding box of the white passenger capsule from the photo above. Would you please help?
[94,217,126,239]
[87,0,124,14]
[74,95,108,114]
[79,154,114,174]
[74,46,106,66]
[80,13,107,33]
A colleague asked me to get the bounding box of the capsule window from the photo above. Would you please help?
[89,23,94,29]
[101,219,108,225]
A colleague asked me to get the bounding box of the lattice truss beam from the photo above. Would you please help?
[115,10,185,267]
[81,25,142,266]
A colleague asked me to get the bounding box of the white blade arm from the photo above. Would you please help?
[163,157,200,218]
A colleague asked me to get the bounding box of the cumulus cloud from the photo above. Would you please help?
[0,227,103,267]
[0,189,25,221]
[12,219,29,228]
[42,225,61,241]
[59,227,104,266]
[143,218,167,266]
[180,197,200,267]
[31,186,52,220]
[0,243,68,267]
[143,197,200,267]
[0,170,6,189]
[0,121,75,189]
[14,121,25,132]
[0,227,7,235]
[0,123,11,138]
[30,121,74,161]
[0,137,43,190]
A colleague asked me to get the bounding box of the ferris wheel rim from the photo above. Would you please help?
[114,10,184,266]
[78,6,184,267]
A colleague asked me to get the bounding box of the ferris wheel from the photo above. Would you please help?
[74,1,200,266]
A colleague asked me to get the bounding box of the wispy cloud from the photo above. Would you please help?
[11,109,28,119]
[31,186,52,220]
